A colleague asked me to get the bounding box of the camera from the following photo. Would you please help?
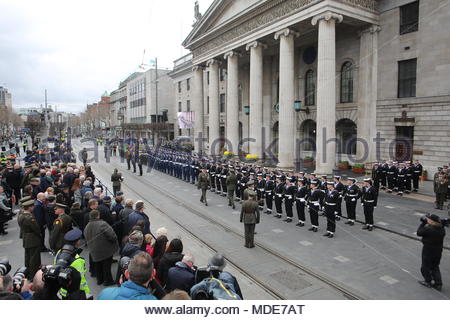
[12,267,27,293]
[194,265,220,284]
[42,244,80,289]
[0,258,11,276]
[441,218,450,228]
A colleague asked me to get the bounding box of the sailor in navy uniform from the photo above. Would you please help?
[264,174,275,214]
[295,178,308,227]
[256,173,265,211]
[307,180,323,232]
[209,162,216,192]
[274,175,285,219]
[380,161,388,190]
[283,176,296,223]
[404,162,413,194]
[386,160,397,193]
[323,181,340,238]
[361,178,378,231]
[397,162,406,196]
[344,178,361,226]
[333,176,344,221]
[412,160,423,192]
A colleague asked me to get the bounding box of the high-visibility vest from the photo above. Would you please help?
[53,252,90,297]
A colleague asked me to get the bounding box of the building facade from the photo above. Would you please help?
[180,0,450,174]
[0,86,12,109]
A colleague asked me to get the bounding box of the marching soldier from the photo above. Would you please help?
[283,176,296,223]
[220,164,228,197]
[239,169,249,201]
[198,167,210,206]
[295,178,308,227]
[307,180,323,232]
[333,176,344,221]
[49,203,73,253]
[412,159,423,192]
[240,190,260,248]
[323,182,340,238]
[131,151,137,173]
[138,153,144,176]
[361,178,378,231]
[125,149,132,170]
[380,161,388,190]
[274,175,285,219]
[215,163,222,194]
[226,167,237,209]
[209,162,216,192]
[344,178,361,226]
[111,168,124,196]
[18,199,41,279]
[256,173,265,211]
[264,173,275,215]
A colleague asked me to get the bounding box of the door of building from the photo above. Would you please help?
[395,126,414,162]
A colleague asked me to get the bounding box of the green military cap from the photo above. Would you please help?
[246,180,255,186]
[55,203,67,209]
[247,190,257,197]
[22,199,35,208]
[19,196,33,204]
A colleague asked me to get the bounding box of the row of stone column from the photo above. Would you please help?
[192,11,378,174]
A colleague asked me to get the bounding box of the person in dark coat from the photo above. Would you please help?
[127,201,150,235]
[165,254,195,293]
[84,210,119,286]
[151,235,168,271]
[117,199,134,244]
[417,214,446,291]
[69,202,84,230]
[5,164,22,205]
[156,238,184,286]
[32,193,48,252]
[98,196,114,226]
[82,199,98,231]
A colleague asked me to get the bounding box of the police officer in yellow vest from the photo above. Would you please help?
[49,203,73,253]
[0,153,7,165]
[54,228,91,298]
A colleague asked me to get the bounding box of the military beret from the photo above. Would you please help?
[19,196,33,204]
[55,203,67,209]
[64,228,82,242]
[103,196,111,201]
[22,199,35,207]
[247,180,255,186]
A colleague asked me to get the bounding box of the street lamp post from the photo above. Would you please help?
[244,105,250,153]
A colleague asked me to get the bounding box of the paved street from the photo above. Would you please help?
[66,139,450,299]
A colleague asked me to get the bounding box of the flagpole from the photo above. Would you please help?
[155,57,159,142]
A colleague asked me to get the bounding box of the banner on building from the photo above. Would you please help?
[177,111,194,129]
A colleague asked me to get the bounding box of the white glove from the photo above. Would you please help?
[361,203,364,206]
[351,198,356,202]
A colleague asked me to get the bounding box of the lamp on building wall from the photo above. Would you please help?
[243,105,250,116]
[294,100,309,114]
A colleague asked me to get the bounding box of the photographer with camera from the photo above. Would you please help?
[417,213,446,291]
[98,252,158,300]
[0,259,32,300]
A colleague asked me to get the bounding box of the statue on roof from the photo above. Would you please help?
[193,1,202,25]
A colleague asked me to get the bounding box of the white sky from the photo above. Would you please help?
[0,0,214,113]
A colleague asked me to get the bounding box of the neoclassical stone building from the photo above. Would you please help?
[175,0,450,174]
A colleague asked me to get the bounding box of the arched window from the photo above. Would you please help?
[305,70,316,106]
[336,119,357,155]
[340,62,354,103]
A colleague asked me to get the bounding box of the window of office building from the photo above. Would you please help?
[178,101,182,112]
[398,58,417,98]
[304,70,316,106]
[186,100,191,112]
[340,62,354,103]
[186,78,190,91]
[400,1,419,35]
[219,94,225,113]
[178,81,182,93]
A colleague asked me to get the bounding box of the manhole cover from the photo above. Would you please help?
[269,270,312,291]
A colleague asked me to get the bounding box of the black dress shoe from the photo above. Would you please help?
[323,232,330,237]
[275,214,282,219]
[205,203,208,206]
[308,227,315,231]
[284,218,292,223]
[418,280,431,288]
[313,227,318,232]
[0,231,8,235]
[344,221,352,225]
[328,233,334,238]
[296,222,304,227]
[368,226,373,231]
[228,203,232,206]
[335,216,341,221]
[232,205,235,209]
[362,225,369,230]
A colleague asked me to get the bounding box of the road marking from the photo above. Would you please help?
[377,221,389,226]
[216,204,224,207]
[272,229,284,233]
[0,240,13,246]
[379,275,399,285]
[414,212,424,216]
[334,256,350,263]
[412,232,417,236]
[299,240,313,247]
[183,189,189,192]
[232,211,240,215]
[385,206,395,209]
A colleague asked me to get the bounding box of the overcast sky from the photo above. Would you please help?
[0,0,214,113]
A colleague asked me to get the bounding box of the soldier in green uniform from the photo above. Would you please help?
[198,167,210,206]
[242,180,256,202]
[240,191,260,248]
[434,173,449,210]
[17,199,41,279]
[49,203,73,253]
[226,166,237,209]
